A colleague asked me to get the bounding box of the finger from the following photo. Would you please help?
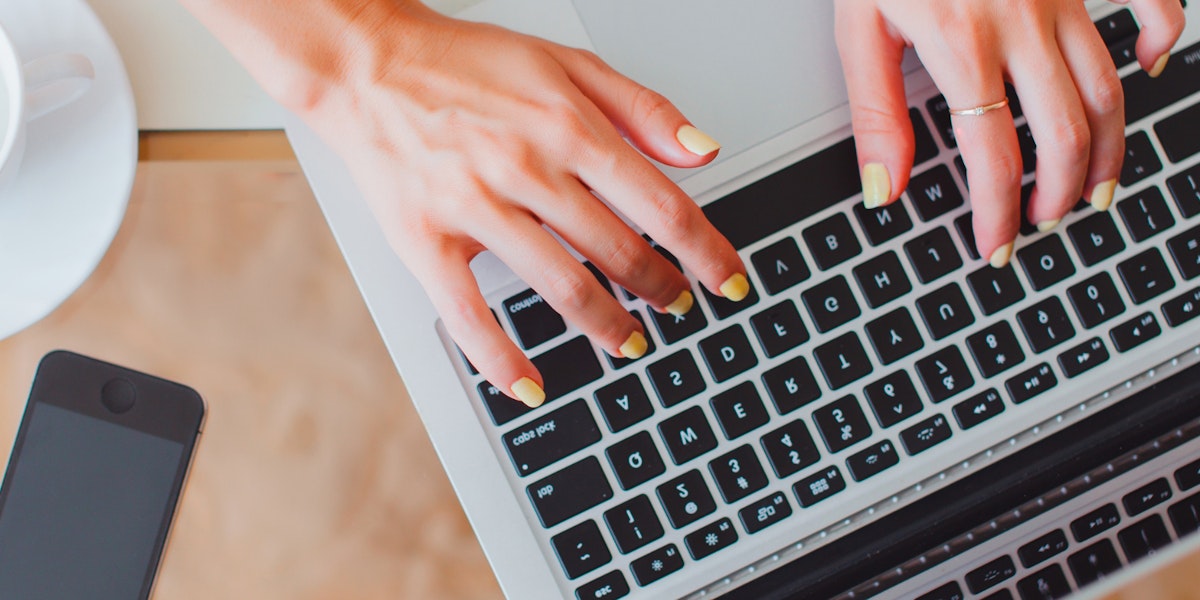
[1057,7,1125,212]
[834,1,915,209]
[1125,0,1186,76]
[551,45,722,167]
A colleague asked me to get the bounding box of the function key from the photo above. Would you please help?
[504,399,602,477]
[794,466,847,508]
[649,292,709,344]
[1154,101,1200,163]
[684,518,739,560]
[595,375,654,434]
[803,275,862,333]
[1162,287,1200,326]
[1017,297,1076,353]
[629,544,684,587]
[1071,503,1122,542]
[855,197,914,246]
[527,457,614,528]
[701,280,760,320]
[1169,493,1200,536]
[865,307,925,365]
[967,321,1025,378]
[1167,224,1200,279]
[606,431,666,491]
[925,95,957,148]
[1067,211,1126,267]
[576,570,629,600]
[739,492,793,534]
[503,288,566,349]
[952,388,1005,430]
[1058,337,1110,378]
[1016,235,1076,291]
[552,520,612,580]
[1018,529,1069,568]
[915,581,964,600]
[854,251,913,308]
[1176,457,1200,490]
[845,439,900,482]
[1119,515,1173,562]
[1005,363,1057,405]
[905,226,964,284]
[916,283,976,340]
[1016,564,1070,600]
[803,213,863,270]
[955,212,981,260]
[749,300,810,358]
[761,355,822,415]
[1067,272,1126,329]
[863,370,924,428]
[708,444,768,504]
[966,264,1026,316]
[1117,186,1175,242]
[965,554,1017,594]
[604,495,664,555]
[911,107,940,165]
[710,381,770,440]
[1123,478,1173,516]
[899,414,953,456]
[750,237,811,295]
[1118,247,1176,304]
[760,419,821,478]
[1095,8,1138,46]
[699,325,759,383]
[1167,165,1200,218]
[1120,131,1164,187]
[656,469,716,529]
[813,331,874,390]
[647,349,706,408]
[813,395,873,453]
[908,164,965,222]
[607,312,657,370]
[1110,312,1161,352]
[658,406,717,466]
[1109,36,1138,68]
[1067,539,1122,586]
[915,345,975,403]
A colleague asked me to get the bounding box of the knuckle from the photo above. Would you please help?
[544,268,596,314]
[1046,119,1091,164]
[605,235,651,282]
[652,193,695,236]
[629,86,674,130]
[1089,72,1124,117]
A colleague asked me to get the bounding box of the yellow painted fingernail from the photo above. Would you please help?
[510,377,545,408]
[1149,53,1170,78]
[1036,219,1060,233]
[619,331,648,359]
[676,125,721,156]
[861,162,891,209]
[989,242,1014,269]
[719,273,750,301]
[665,290,694,316]
[1091,179,1117,212]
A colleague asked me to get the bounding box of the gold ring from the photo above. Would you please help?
[948,98,1010,117]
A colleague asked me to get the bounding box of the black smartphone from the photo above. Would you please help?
[0,350,205,599]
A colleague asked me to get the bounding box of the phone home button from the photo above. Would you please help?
[101,378,136,414]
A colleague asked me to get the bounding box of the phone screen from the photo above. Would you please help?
[0,400,187,597]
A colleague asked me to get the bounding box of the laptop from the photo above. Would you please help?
[283,1,1200,598]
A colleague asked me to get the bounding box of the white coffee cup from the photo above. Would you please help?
[0,21,95,191]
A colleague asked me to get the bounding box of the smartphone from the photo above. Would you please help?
[0,350,205,599]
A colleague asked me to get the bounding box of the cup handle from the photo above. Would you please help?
[23,53,95,121]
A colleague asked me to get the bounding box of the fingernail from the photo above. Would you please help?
[1036,219,1060,233]
[861,162,891,209]
[665,290,694,316]
[989,242,1014,269]
[1149,53,1170,78]
[1091,179,1117,212]
[719,273,750,301]
[676,125,721,156]
[619,331,648,359]
[510,377,545,408]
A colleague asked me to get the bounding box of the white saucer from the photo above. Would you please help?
[0,0,136,340]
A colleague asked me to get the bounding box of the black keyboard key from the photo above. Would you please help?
[916,345,975,403]
[1118,187,1175,242]
[813,395,873,453]
[966,555,1017,594]
[1017,564,1071,600]
[909,164,965,221]
[967,322,1025,378]
[582,261,615,299]
[604,495,664,555]
[739,492,793,534]
[967,264,1026,316]
[854,251,913,308]
[1019,529,1069,568]
[1006,363,1057,405]
[701,280,760,320]
[576,571,629,600]
[916,283,976,340]
[803,275,862,332]
[955,213,981,260]
[708,444,768,504]
[478,380,533,427]
[1169,493,1200,536]
[504,288,566,349]
[750,300,809,358]
[803,213,863,270]
[1168,224,1200,279]
[855,197,913,246]
[657,470,716,529]
[647,350,706,408]
[1177,457,1200,490]
[926,95,957,148]
[846,439,900,482]
[1059,337,1110,378]
[606,431,666,491]
[911,107,940,165]
[900,414,953,456]
[1154,101,1200,163]
[505,399,601,477]
[1163,287,1200,326]
[630,544,684,586]
[1068,539,1122,586]
[658,406,717,466]
[794,466,847,508]
[762,356,821,415]
[1110,312,1161,352]
[1120,131,1164,186]
[865,307,925,365]
[1120,515,1173,562]
[1123,40,1200,125]
[814,332,874,390]
[1016,123,1038,175]
[1123,478,1173,517]
[906,226,964,283]
[711,381,770,440]
[1072,503,1122,542]
[751,237,811,295]
[553,520,612,580]
[1018,183,1037,236]
[1018,297,1076,353]
[595,375,654,434]
[760,419,821,478]
[1068,211,1126,267]
[528,457,614,528]
[1118,247,1176,304]
[1017,235,1076,291]
[1067,272,1126,329]
[649,292,709,344]
[538,335,605,400]
[1168,165,1200,217]
[1109,32,1139,69]
[863,370,923,428]
[698,325,759,383]
[685,518,738,560]
[917,581,964,600]
[1095,8,1138,46]
[953,388,1005,430]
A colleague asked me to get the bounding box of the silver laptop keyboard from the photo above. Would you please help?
[448,8,1200,599]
